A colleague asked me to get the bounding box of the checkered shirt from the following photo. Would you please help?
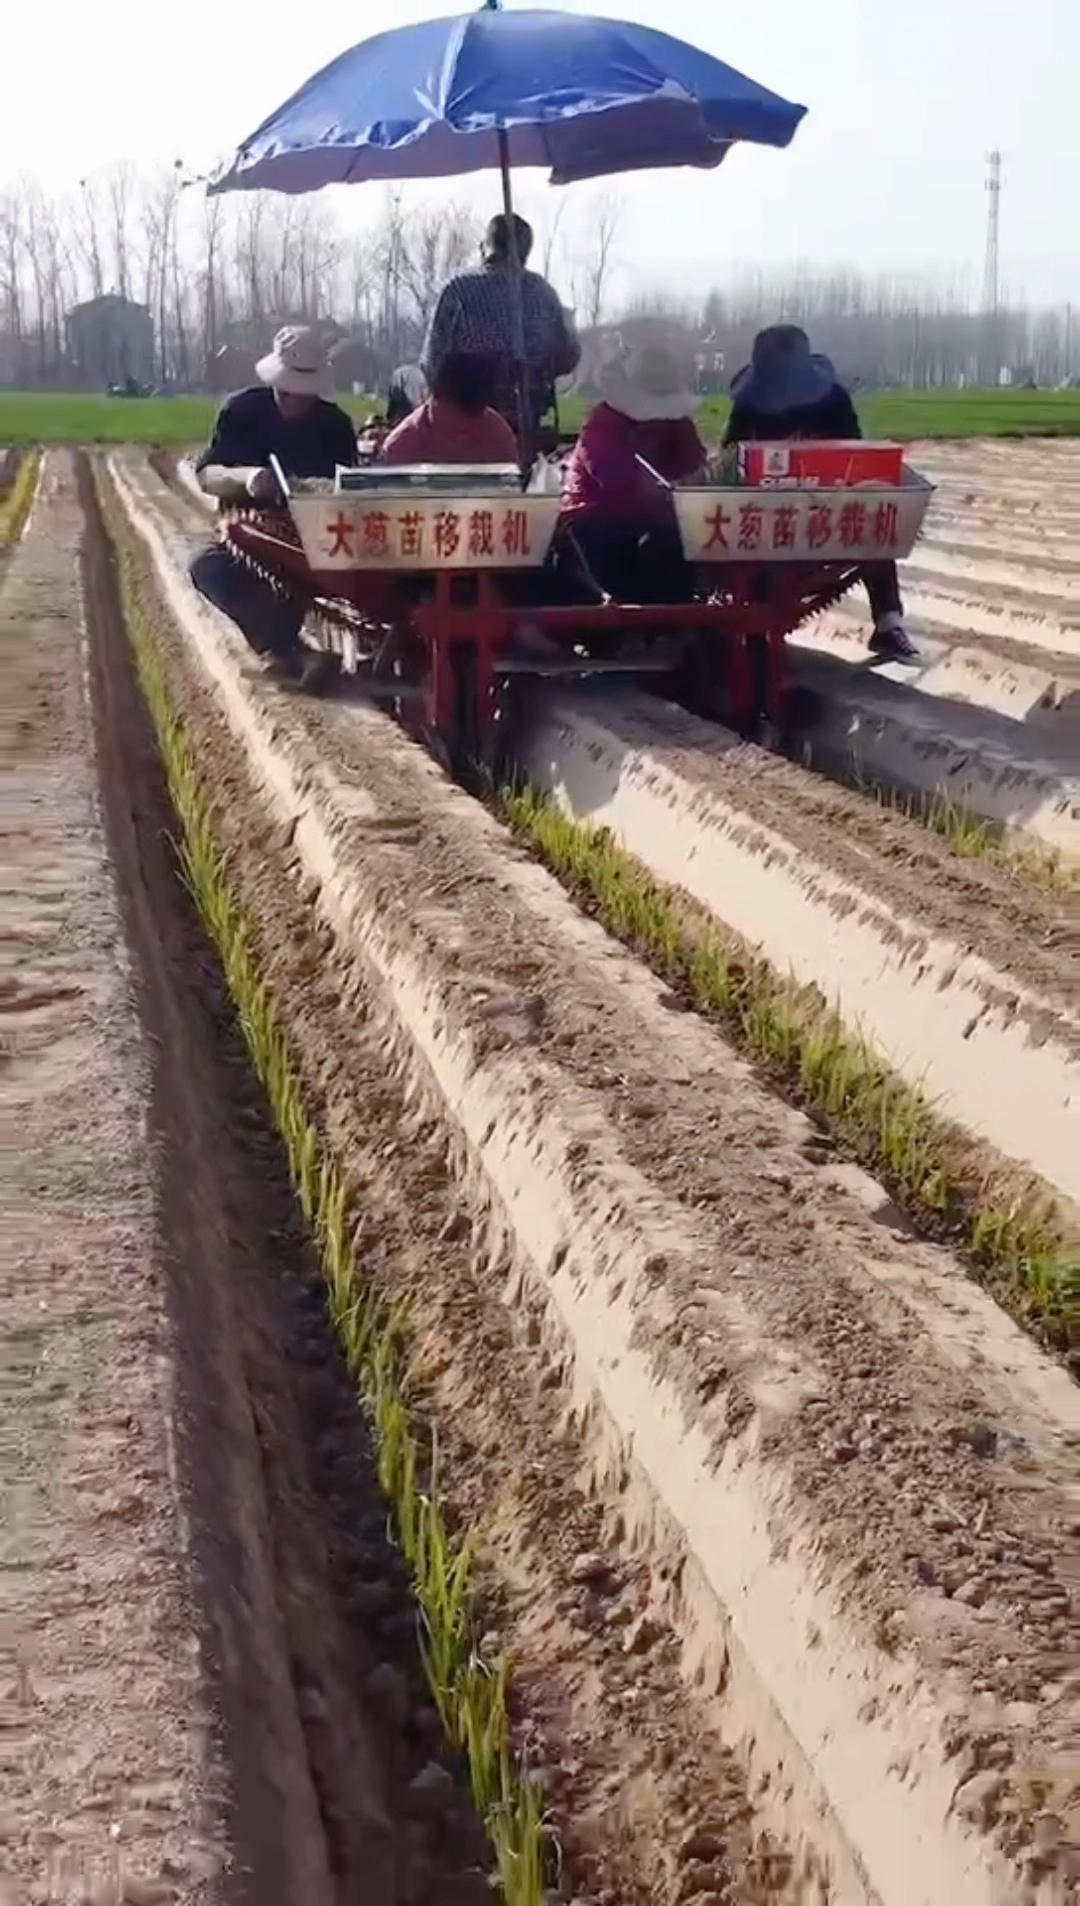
[421,263,580,430]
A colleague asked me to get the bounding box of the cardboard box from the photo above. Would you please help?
[739,441,904,489]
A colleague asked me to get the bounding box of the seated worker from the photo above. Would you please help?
[560,337,706,604]
[385,362,428,429]
[379,351,519,464]
[421,213,579,449]
[190,325,356,690]
[724,325,916,659]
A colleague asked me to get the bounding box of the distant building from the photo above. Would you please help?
[66,294,154,389]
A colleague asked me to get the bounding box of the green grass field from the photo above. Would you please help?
[1,385,1079,446]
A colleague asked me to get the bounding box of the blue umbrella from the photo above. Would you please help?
[210,5,805,452]
[209,6,806,196]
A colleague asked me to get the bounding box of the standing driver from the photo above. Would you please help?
[421,213,580,451]
[190,325,357,690]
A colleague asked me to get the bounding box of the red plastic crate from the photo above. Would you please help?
[739,441,904,489]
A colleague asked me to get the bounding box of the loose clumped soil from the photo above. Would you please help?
[107,450,1080,1900]
[4,453,495,1906]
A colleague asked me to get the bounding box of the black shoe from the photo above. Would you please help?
[869,619,918,661]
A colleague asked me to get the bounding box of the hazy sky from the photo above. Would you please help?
[4,0,1077,304]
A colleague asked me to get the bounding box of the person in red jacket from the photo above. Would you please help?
[379,351,518,465]
[561,337,705,602]
[724,326,916,659]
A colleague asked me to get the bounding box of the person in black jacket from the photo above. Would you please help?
[190,325,357,689]
[724,326,916,659]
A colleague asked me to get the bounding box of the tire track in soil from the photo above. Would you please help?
[76,456,493,1906]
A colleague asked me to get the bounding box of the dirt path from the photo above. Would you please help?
[3,455,225,1901]
[3,455,491,1906]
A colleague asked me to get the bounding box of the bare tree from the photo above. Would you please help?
[373,190,408,366]
[395,204,478,333]
[539,197,569,281]
[233,195,268,329]
[574,192,622,329]
[107,163,136,301]
[138,162,185,383]
[292,201,342,320]
[196,192,225,368]
[75,176,106,301]
[22,187,51,377]
[344,233,377,337]
[0,189,26,348]
[1,161,1075,395]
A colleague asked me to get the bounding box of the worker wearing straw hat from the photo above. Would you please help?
[190,325,356,690]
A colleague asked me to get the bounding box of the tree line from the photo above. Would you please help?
[697,272,1076,390]
[1,164,1075,392]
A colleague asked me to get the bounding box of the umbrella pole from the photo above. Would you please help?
[483,0,530,466]
[496,126,531,467]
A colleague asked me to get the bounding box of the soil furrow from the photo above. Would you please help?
[108,449,1080,1905]
[4,450,492,1905]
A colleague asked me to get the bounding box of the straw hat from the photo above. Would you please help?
[256,325,333,399]
[599,338,698,423]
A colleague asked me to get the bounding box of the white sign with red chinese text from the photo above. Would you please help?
[291,493,562,571]
[675,477,932,565]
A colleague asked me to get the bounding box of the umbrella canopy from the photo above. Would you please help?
[209,7,806,196]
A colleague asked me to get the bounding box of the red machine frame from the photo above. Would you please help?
[224,500,868,766]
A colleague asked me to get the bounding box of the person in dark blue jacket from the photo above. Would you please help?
[724,325,916,659]
[190,325,356,689]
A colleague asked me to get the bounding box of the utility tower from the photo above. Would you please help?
[983,150,1004,314]
[981,149,1004,384]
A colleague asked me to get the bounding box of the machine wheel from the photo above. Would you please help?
[446,646,521,789]
[750,713,783,752]
[487,674,524,788]
[746,633,772,736]
[448,640,482,782]
[775,682,822,767]
[668,631,730,727]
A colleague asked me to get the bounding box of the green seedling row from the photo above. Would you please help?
[0,448,40,549]
[4,384,1080,444]
[99,466,551,1906]
[501,785,1078,1361]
